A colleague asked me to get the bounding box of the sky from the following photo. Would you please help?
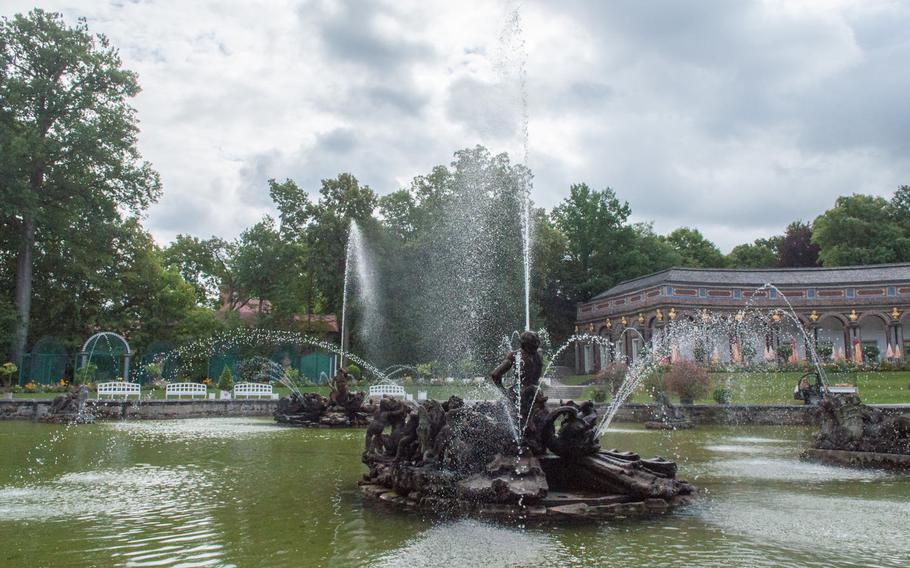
[5,0,910,251]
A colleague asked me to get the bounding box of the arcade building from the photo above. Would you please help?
[574,263,910,374]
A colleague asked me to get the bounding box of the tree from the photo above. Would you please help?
[891,185,910,233]
[663,227,726,268]
[107,220,220,351]
[777,221,819,267]
[812,194,910,266]
[550,185,682,314]
[551,184,635,300]
[161,235,235,308]
[268,178,310,241]
[726,239,778,268]
[0,10,161,363]
[305,173,378,315]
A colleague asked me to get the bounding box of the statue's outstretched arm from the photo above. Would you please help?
[490,354,514,388]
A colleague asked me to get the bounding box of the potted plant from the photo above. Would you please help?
[0,362,17,394]
[663,361,710,405]
[218,365,234,396]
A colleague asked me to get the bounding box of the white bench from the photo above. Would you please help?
[828,386,858,395]
[165,382,208,399]
[368,384,408,399]
[96,381,141,400]
[233,382,273,399]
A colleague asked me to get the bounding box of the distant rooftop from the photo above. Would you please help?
[592,263,910,300]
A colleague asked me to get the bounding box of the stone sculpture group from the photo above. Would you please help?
[358,332,695,519]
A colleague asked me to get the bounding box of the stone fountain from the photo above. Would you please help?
[359,332,695,520]
[43,384,94,424]
[802,394,910,470]
[275,369,374,428]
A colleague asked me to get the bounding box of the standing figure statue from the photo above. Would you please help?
[490,331,544,424]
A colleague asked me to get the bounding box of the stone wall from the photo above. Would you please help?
[0,398,278,421]
[1,397,906,425]
[608,402,817,426]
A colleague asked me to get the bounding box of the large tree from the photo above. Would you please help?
[726,238,779,268]
[0,10,160,362]
[662,227,726,268]
[777,221,819,267]
[812,194,910,266]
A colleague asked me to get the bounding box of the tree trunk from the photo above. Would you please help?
[12,214,36,365]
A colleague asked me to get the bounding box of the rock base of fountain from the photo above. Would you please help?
[41,385,95,424]
[644,393,692,430]
[360,395,696,522]
[802,395,910,470]
[274,391,373,428]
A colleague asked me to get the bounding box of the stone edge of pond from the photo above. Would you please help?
[800,448,910,470]
[358,482,698,523]
[2,399,908,425]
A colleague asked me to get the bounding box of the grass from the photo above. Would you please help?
[8,371,910,405]
[564,370,910,405]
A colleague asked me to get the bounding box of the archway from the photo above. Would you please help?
[77,332,133,382]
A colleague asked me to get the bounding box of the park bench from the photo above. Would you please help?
[165,382,208,399]
[233,382,274,399]
[828,385,859,395]
[96,381,141,401]
[368,384,408,400]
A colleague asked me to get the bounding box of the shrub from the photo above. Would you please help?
[862,343,880,362]
[663,361,710,403]
[346,363,362,381]
[0,362,18,388]
[641,367,668,399]
[402,376,414,386]
[775,345,792,364]
[284,368,301,381]
[815,342,833,362]
[712,387,733,404]
[143,363,162,381]
[591,387,609,403]
[218,366,234,391]
[238,358,269,382]
[593,362,627,394]
[74,362,97,385]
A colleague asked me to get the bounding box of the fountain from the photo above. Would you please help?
[803,395,910,469]
[43,384,94,424]
[275,367,375,428]
[359,331,695,521]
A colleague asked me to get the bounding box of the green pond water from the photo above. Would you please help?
[1,418,909,567]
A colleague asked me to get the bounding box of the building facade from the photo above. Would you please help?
[574,263,910,373]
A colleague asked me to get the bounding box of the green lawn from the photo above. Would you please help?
[563,370,910,405]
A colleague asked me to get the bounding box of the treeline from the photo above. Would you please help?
[2,9,909,372]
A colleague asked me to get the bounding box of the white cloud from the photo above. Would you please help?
[3,0,909,251]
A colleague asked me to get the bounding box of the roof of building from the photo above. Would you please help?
[216,297,339,332]
[591,263,910,300]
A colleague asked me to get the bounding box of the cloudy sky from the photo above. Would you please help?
[6,0,910,251]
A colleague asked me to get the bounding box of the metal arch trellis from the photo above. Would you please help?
[76,332,133,383]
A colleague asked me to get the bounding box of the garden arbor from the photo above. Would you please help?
[76,332,133,382]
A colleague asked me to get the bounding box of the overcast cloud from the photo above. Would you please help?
[5,0,909,251]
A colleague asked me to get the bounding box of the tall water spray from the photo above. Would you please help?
[501,5,533,332]
[340,225,356,367]
[340,221,381,367]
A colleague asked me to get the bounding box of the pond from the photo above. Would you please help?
[1,419,908,567]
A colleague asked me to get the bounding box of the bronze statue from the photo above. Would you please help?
[490,331,545,423]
